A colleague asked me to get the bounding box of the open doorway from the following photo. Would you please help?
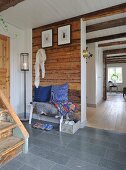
[107,64,125,101]
[86,39,126,132]
[103,49,126,102]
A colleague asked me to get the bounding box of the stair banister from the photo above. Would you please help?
[0,89,29,152]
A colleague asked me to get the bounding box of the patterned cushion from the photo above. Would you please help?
[34,86,52,102]
[51,83,68,102]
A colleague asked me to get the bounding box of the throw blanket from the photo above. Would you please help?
[33,102,58,116]
[52,102,79,116]
[32,101,80,117]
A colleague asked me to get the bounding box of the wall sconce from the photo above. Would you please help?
[82,47,93,59]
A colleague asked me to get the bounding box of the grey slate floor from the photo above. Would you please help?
[1,122,126,170]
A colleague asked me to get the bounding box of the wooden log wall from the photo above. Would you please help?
[32,19,81,103]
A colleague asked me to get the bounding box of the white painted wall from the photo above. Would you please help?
[81,19,87,127]
[107,63,126,92]
[86,43,96,105]
[24,29,32,114]
[0,24,32,114]
[86,43,103,106]
[95,44,103,104]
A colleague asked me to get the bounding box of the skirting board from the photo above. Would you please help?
[87,99,103,108]
[80,120,87,128]
[87,104,96,108]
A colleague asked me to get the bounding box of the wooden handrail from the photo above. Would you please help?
[0,89,29,139]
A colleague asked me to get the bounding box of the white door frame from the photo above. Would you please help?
[80,18,87,128]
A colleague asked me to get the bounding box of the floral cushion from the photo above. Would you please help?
[51,83,68,102]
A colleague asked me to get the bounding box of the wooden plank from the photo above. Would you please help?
[0,35,10,101]
[87,17,126,32]
[0,89,29,139]
[0,129,12,141]
[0,136,24,164]
[0,109,8,114]
[83,3,126,21]
[0,143,23,165]
[106,59,126,62]
[106,56,126,59]
[0,122,17,135]
[106,55,126,59]
[0,0,24,12]
[32,19,81,102]
[87,33,126,44]
[99,40,126,47]
[106,57,126,63]
[33,73,80,79]
[107,61,126,64]
[103,48,126,55]
[0,136,24,155]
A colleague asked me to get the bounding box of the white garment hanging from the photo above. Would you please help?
[34,49,46,88]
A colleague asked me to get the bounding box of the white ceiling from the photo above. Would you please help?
[0,0,125,29]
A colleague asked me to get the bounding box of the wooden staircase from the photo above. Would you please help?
[0,90,29,165]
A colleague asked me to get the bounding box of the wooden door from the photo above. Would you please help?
[0,34,10,100]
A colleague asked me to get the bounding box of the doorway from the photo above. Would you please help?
[86,43,126,133]
[0,34,10,100]
[103,52,126,101]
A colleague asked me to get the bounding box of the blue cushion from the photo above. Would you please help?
[51,83,68,102]
[34,86,52,102]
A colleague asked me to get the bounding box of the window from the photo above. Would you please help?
[108,67,123,83]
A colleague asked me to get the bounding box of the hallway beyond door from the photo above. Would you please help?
[87,93,126,133]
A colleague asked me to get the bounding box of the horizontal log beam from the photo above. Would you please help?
[87,17,126,33]
[106,60,126,64]
[98,40,126,47]
[106,58,126,61]
[106,55,126,59]
[0,0,24,12]
[83,3,126,21]
[87,33,126,44]
[106,55,126,63]
[104,48,126,55]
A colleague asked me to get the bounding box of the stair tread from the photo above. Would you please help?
[0,136,24,156]
[0,122,17,134]
[0,109,8,114]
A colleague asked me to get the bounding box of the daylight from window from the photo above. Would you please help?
[108,67,123,83]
